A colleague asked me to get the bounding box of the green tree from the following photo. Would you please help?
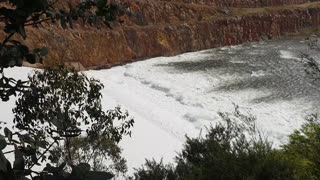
[1,65,134,180]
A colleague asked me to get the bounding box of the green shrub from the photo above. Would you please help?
[134,108,296,180]
[174,111,295,180]
[133,159,177,180]
[282,114,320,179]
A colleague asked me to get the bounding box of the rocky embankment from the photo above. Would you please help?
[20,0,320,68]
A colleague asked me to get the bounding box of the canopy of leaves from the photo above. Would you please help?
[14,65,133,141]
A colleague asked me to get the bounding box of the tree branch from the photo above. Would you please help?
[3,32,14,44]
[24,17,55,26]
[66,137,73,166]
[3,150,15,154]
[28,141,56,170]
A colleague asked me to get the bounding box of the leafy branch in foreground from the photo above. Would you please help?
[0,0,124,101]
[0,65,134,180]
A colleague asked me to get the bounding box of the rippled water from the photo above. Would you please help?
[158,38,320,109]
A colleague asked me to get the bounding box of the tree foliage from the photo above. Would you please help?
[0,65,134,180]
[52,135,128,173]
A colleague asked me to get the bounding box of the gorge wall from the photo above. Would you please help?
[21,0,320,68]
[162,0,318,8]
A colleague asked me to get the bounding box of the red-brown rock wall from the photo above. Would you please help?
[25,7,320,68]
[162,0,319,7]
[121,8,317,60]
[13,0,320,68]
[127,1,217,25]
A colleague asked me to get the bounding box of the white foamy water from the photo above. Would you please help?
[1,38,320,175]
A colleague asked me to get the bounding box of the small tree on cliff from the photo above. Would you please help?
[0,65,134,180]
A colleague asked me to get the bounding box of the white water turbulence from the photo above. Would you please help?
[1,38,320,174]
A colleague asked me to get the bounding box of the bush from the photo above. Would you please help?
[282,114,320,179]
[133,108,296,180]
[174,110,295,180]
[133,159,177,180]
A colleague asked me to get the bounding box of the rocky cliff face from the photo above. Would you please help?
[20,0,320,68]
[162,0,316,7]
